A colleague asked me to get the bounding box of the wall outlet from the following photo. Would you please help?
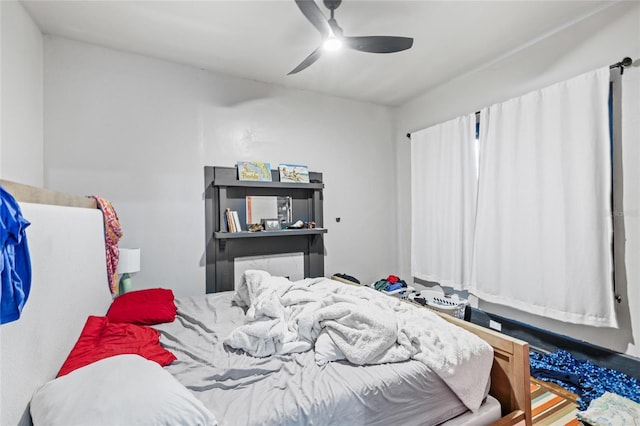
[489,320,502,332]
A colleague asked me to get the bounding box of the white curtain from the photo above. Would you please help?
[411,114,477,290]
[471,67,617,327]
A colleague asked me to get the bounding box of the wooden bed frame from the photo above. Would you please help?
[0,179,97,208]
[1,179,532,426]
[440,313,531,425]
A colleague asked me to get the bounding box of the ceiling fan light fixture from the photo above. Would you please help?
[289,0,413,75]
[323,36,342,51]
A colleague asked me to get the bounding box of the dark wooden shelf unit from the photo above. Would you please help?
[204,166,326,293]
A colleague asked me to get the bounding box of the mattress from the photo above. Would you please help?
[443,394,501,425]
[155,292,491,426]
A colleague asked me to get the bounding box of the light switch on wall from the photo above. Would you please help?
[489,320,502,332]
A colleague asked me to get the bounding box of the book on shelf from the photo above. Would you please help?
[225,208,234,232]
[225,208,242,233]
[232,211,242,232]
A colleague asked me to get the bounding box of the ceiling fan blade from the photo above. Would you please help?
[295,0,331,38]
[288,47,323,75]
[343,36,413,53]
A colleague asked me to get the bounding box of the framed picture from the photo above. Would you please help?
[278,164,309,183]
[237,161,272,182]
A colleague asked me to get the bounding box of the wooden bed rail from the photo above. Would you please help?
[1,179,97,209]
[491,410,526,425]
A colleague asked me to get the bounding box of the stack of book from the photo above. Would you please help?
[225,208,242,232]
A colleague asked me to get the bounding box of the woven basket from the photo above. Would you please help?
[409,291,468,319]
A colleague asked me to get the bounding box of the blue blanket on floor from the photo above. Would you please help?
[530,350,640,410]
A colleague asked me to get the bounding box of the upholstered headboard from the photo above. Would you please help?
[0,181,112,425]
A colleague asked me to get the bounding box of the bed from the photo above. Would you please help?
[155,288,495,425]
[0,179,532,426]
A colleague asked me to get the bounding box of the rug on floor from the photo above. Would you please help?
[531,381,579,426]
[530,349,640,410]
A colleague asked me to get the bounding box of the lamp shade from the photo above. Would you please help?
[117,248,140,274]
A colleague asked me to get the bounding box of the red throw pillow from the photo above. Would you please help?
[57,316,176,377]
[106,288,176,325]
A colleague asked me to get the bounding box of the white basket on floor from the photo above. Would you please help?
[409,291,468,319]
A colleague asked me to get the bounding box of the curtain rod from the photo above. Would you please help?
[406,56,634,139]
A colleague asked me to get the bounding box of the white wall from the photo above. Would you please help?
[395,1,640,357]
[0,0,43,186]
[43,36,397,296]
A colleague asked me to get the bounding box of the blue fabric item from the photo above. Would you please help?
[385,282,403,292]
[0,185,32,324]
[530,367,581,387]
[530,350,640,410]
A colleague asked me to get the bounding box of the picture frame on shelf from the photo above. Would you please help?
[237,161,272,182]
[261,218,280,231]
[278,164,309,183]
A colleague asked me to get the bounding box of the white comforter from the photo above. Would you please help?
[224,270,493,412]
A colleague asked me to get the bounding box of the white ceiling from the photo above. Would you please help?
[22,0,618,106]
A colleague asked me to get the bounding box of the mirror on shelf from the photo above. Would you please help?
[246,196,292,227]
[277,196,292,225]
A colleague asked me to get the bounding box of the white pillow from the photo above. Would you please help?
[30,354,217,426]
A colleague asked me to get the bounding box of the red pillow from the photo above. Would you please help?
[106,288,176,325]
[57,316,176,377]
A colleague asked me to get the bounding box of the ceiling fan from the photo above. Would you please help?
[288,0,414,75]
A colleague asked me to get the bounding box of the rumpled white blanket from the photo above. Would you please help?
[224,270,494,412]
